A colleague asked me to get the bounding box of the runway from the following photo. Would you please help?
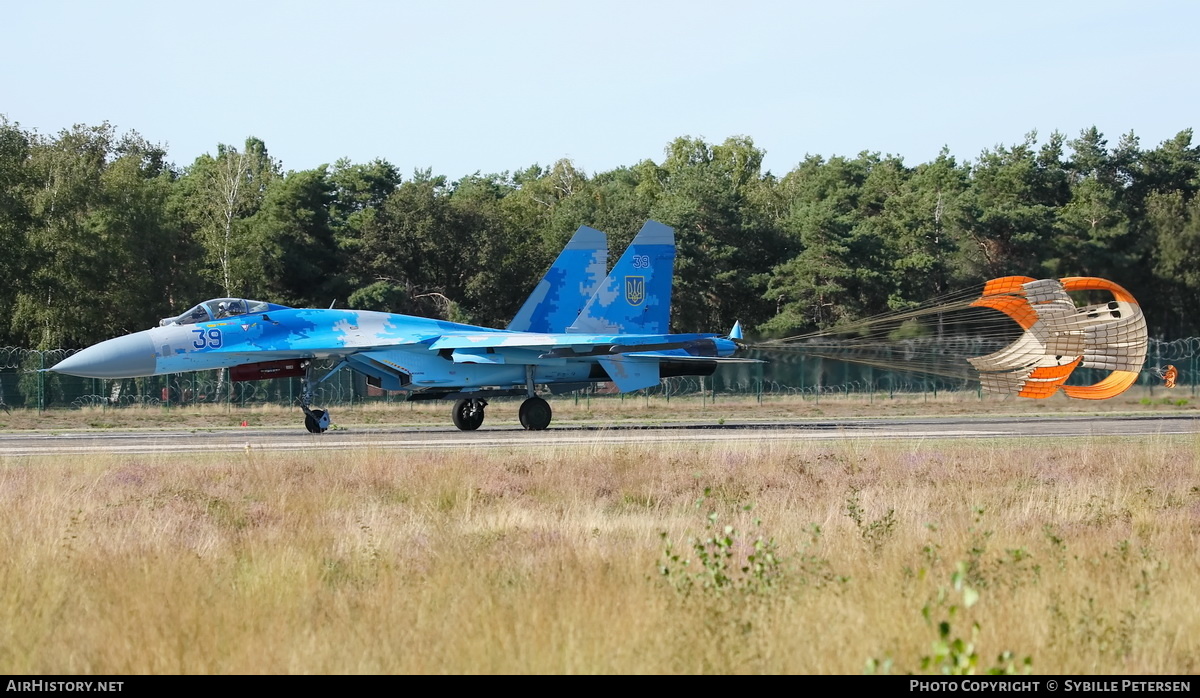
[1,414,1196,456]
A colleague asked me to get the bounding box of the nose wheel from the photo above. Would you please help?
[300,364,331,433]
[452,398,487,431]
[304,407,330,434]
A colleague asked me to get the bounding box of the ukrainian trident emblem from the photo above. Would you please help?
[624,276,645,306]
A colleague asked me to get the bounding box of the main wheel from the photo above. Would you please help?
[518,396,552,431]
[452,398,485,431]
[304,408,330,434]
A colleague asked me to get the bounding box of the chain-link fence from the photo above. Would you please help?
[2,339,1196,411]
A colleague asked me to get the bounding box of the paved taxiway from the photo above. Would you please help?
[0,414,1196,457]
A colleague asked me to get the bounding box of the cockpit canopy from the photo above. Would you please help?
[160,298,290,326]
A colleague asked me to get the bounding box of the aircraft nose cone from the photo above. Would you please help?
[51,332,157,378]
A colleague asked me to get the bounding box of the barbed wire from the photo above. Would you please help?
[0,348,79,370]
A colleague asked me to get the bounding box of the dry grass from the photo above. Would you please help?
[2,386,1196,432]
[2,433,1198,674]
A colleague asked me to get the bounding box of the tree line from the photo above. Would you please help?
[1,115,1198,349]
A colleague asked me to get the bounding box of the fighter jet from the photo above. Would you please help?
[49,220,750,433]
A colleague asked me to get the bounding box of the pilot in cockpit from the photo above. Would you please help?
[216,300,244,319]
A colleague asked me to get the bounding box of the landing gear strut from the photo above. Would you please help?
[452,398,487,431]
[301,362,331,434]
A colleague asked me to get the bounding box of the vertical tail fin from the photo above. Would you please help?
[568,220,674,335]
[507,225,607,333]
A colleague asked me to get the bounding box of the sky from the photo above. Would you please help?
[3,0,1197,181]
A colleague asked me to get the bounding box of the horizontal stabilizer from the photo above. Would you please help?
[622,354,765,363]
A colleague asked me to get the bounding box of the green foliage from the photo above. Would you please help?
[651,136,784,333]
[792,523,849,588]
[1041,539,1168,667]
[346,280,410,313]
[176,137,280,298]
[916,561,1032,675]
[4,116,1200,344]
[845,486,896,554]
[1140,396,1190,406]
[659,487,785,600]
[242,166,339,307]
[887,319,928,341]
[867,510,1033,675]
[656,486,799,672]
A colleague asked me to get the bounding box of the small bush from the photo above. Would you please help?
[659,487,785,600]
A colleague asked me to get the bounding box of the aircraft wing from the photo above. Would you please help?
[426,331,736,359]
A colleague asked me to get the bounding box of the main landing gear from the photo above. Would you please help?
[516,365,551,431]
[448,396,553,432]
[450,367,553,432]
[518,396,552,431]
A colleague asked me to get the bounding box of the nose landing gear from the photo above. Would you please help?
[300,362,331,434]
[452,398,487,431]
[303,407,331,434]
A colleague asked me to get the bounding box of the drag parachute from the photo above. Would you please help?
[755,276,1149,400]
[967,276,1147,399]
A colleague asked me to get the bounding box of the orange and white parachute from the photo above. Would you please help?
[756,275,1150,400]
[968,276,1148,399]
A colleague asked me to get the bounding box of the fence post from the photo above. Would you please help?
[1151,341,1160,398]
[799,355,805,402]
[38,351,44,413]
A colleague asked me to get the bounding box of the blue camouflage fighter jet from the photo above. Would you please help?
[50,220,749,433]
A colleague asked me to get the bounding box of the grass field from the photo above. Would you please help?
[2,385,1196,432]
[1,394,1198,674]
